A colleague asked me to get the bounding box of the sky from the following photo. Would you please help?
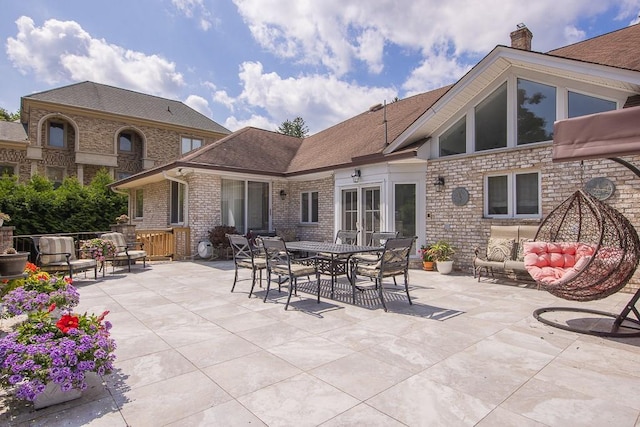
[1,1,640,135]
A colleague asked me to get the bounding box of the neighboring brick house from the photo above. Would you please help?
[113,24,640,291]
[0,81,230,185]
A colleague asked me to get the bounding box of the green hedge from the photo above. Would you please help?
[0,169,128,235]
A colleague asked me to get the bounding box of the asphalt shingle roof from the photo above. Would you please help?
[24,81,230,134]
[0,121,28,142]
[548,23,640,71]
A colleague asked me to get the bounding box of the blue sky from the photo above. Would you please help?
[1,1,639,134]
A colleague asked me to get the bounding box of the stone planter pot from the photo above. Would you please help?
[33,382,82,409]
[436,260,454,275]
[422,261,434,271]
[0,252,29,276]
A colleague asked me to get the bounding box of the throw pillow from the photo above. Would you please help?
[486,238,515,262]
[516,238,533,261]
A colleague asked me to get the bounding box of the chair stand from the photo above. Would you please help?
[533,288,640,337]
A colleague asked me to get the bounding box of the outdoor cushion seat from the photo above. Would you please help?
[100,232,147,273]
[34,236,98,280]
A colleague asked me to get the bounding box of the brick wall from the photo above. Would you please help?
[427,143,640,293]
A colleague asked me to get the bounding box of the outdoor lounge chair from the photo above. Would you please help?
[100,232,147,273]
[261,237,321,310]
[227,234,267,298]
[350,237,415,311]
[33,236,97,280]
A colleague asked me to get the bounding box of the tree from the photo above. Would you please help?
[0,107,19,122]
[277,117,309,138]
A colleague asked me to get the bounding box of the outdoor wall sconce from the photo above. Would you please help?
[433,176,445,192]
[351,169,361,183]
[279,189,287,200]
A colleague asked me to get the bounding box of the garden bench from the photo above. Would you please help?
[473,225,538,281]
[32,236,98,280]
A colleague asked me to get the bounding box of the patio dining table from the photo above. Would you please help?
[285,241,382,297]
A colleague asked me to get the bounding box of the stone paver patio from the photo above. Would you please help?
[2,260,640,426]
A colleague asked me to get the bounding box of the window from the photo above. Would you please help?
[439,116,466,156]
[301,191,319,223]
[46,167,65,188]
[181,137,202,154]
[517,79,556,145]
[486,172,540,218]
[119,133,132,151]
[48,122,65,147]
[475,82,507,151]
[568,91,616,118]
[135,189,144,218]
[394,184,416,239]
[0,164,15,176]
[170,181,185,224]
[221,179,269,233]
[117,172,131,180]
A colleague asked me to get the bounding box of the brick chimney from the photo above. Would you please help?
[510,24,533,51]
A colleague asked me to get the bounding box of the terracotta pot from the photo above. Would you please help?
[422,261,434,271]
[0,252,29,276]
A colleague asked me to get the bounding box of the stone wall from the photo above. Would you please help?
[427,142,640,292]
[0,226,14,253]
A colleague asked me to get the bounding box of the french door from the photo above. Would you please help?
[341,186,381,244]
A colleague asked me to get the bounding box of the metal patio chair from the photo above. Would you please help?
[227,234,267,298]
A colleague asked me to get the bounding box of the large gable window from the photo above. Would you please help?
[475,82,507,151]
[517,79,556,145]
[486,171,540,218]
[568,91,616,118]
[439,116,466,157]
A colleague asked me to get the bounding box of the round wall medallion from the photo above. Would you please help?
[451,187,469,206]
[584,177,615,200]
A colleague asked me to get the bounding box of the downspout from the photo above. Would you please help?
[162,172,189,227]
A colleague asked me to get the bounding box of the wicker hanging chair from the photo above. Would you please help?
[531,190,640,301]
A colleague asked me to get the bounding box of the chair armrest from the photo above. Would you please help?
[474,246,485,258]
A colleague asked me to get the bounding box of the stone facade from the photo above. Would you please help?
[427,143,640,292]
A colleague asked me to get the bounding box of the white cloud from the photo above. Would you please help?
[184,94,212,117]
[224,114,277,132]
[402,51,472,96]
[6,16,184,98]
[171,0,214,31]
[229,61,397,133]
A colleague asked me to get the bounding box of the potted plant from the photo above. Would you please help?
[115,214,129,225]
[428,240,455,274]
[0,305,116,408]
[80,238,118,262]
[0,247,29,277]
[2,265,79,316]
[419,244,435,271]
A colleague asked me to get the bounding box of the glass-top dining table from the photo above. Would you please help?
[285,241,382,297]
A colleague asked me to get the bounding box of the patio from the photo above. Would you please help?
[2,261,640,426]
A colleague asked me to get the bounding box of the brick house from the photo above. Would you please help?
[112,25,640,291]
[0,81,230,185]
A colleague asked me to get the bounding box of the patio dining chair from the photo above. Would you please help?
[261,237,321,310]
[227,234,267,298]
[350,237,415,312]
[315,230,360,280]
[351,231,400,283]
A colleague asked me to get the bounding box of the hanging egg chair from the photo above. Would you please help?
[526,189,640,337]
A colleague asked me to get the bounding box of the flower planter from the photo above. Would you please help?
[436,260,454,275]
[33,382,82,409]
[422,261,434,271]
[0,252,29,276]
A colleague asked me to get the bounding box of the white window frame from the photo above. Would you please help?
[170,181,185,224]
[181,137,202,154]
[484,170,541,219]
[134,189,144,219]
[300,190,319,224]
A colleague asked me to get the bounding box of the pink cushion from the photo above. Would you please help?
[523,241,596,284]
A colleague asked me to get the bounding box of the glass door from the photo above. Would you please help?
[342,189,358,234]
[362,187,380,245]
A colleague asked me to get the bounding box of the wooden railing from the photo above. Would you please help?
[135,227,191,261]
